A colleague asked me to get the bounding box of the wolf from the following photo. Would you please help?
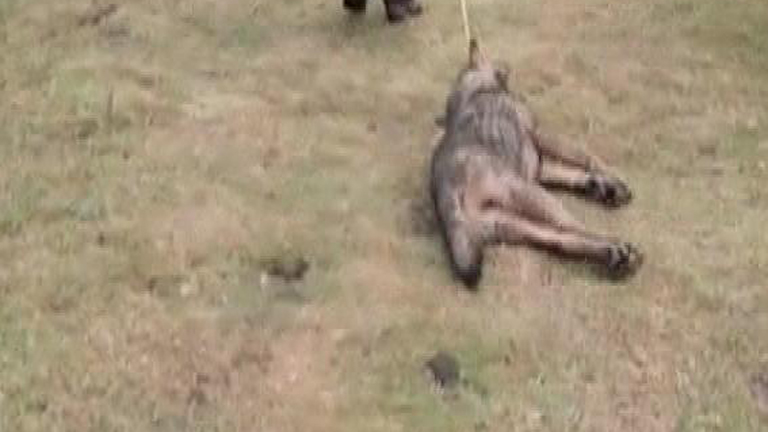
[430,39,643,288]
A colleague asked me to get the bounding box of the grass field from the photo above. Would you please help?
[1,0,767,430]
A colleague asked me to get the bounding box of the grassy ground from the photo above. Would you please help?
[1,0,767,430]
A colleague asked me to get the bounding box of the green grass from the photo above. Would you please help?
[1,0,767,430]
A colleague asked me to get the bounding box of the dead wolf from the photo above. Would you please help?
[430,40,643,288]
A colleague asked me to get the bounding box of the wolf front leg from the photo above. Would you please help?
[531,130,610,173]
[538,160,633,207]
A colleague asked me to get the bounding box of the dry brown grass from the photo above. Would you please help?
[1,0,767,431]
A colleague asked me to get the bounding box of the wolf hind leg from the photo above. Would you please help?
[479,209,643,279]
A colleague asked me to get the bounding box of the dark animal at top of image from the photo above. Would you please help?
[343,0,423,23]
[430,39,643,288]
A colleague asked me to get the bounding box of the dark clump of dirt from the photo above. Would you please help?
[750,371,768,419]
[187,372,211,407]
[146,274,185,298]
[78,3,119,27]
[72,117,99,140]
[262,255,310,283]
[426,351,461,389]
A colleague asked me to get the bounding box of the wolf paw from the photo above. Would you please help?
[606,242,643,280]
[586,174,633,207]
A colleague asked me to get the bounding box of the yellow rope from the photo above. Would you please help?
[460,0,471,44]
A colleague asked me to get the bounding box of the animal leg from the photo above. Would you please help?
[492,174,588,234]
[532,130,608,172]
[480,210,643,279]
[486,177,642,278]
[538,160,633,207]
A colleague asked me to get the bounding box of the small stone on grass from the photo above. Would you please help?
[426,351,460,389]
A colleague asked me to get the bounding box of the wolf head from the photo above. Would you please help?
[440,39,511,128]
[456,39,510,94]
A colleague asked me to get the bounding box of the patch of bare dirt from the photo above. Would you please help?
[260,308,345,432]
[148,200,249,269]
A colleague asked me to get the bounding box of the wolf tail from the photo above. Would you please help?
[433,186,484,289]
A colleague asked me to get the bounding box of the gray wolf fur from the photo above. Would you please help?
[430,40,643,288]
